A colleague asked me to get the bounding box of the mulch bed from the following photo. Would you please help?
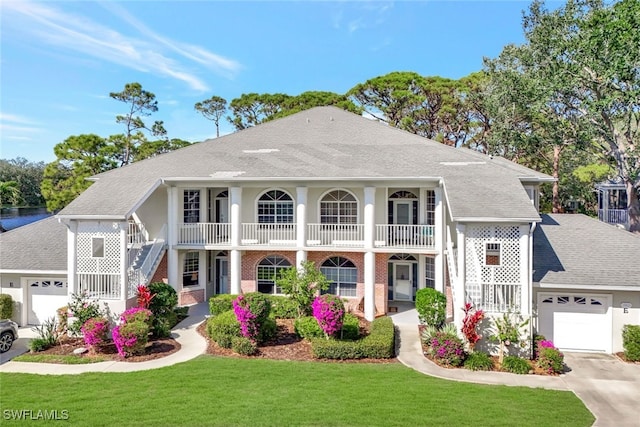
[197,318,397,364]
[32,336,181,363]
[615,352,640,364]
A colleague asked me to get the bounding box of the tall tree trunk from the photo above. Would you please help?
[552,145,561,213]
[627,180,640,233]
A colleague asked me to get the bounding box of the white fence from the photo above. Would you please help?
[598,209,628,225]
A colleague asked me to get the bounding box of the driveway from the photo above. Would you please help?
[0,327,35,365]
[562,352,640,427]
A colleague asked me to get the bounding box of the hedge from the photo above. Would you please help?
[295,313,360,340]
[311,316,395,359]
[0,294,13,319]
[267,295,298,319]
[415,288,446,327]
[622,324,640,362]
[206,310,240,348]
[209,294,238,316]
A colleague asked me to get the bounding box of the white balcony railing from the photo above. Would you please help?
[178,223,231,245]
[375,224,435,249]
[77,273,121,300]
[468,282,521,313]
[307,223,365,247]
[242,223,296,245]
[598,209,628,225]
[175,222,436,249]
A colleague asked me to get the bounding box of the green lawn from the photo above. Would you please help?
[0,355,594,426]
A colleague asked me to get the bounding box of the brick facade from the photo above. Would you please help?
[150,252,168,284]
[179,288,204,305]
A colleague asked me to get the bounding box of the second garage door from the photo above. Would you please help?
[28,278,68,325]
[537,293,612,353]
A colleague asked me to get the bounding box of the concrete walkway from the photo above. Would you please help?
[388,304,640,427]
[0,303,209,374]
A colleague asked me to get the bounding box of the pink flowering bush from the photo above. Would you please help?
[233,296,259,341]
[80,317,110,351]
[232,293,271,343]
[120,307,153,326]
[112,320,149,358]
[426,331,466,367]
[312,295,345,339]
[536,340,564,374]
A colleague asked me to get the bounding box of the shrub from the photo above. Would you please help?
[537,344,564,375]
[29,317,60,352]
[81,317,110,350]
[490,311,530,364]
[112,320,149,357]
[147,282,178,338]
[67,292,107,336]
[502,355,531,374]
[461,303,484,348]
[0,294,13,319]
[275,261,330,317]
[233,294,271,342]
[294,316,324,339]
[415,288,446,327]
[232,336,258,356]
[312,294,345,338]
[259,317,277,343]
[532,334,546,359]
[622,324,640,362]
[206,310,240,346]
[426,331,466,367]
[267,295,298,319]
[209,294,237,316]
[56,306,69,335]
[311,316,395,360]
[120,307,153,325]
[136,285,154,309]
[464,352,494,371]
[340,313,360,340]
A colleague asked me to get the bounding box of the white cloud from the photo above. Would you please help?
[2,1,242,92]
[0,113,37,125]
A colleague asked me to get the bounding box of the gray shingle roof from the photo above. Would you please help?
[533,214,640,289]
[0,216,68,272]
[59,106,550,221]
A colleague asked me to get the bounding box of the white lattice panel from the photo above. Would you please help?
[465,225,522,311]
[76,222,123,274]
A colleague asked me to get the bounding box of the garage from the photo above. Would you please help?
[537,292,612,353]
[27,278,68,325]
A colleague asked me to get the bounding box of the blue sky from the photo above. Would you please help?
[1,1,541,163]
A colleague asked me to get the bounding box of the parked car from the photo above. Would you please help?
[0,319,19,353]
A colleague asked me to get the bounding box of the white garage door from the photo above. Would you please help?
[28,279,68,325]
[537,293,612,353]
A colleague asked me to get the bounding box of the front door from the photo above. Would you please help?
[393,263,412,301]
[394,201,412,225]
[215,256,229,295]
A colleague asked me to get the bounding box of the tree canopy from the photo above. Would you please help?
[0,157,46,206]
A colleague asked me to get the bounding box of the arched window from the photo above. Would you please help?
[257,255,291,294]
[320,190,357,224]
[320,256,357,297]
[258,190,293,223]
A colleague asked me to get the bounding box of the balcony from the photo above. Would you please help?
[176,223,436,249]
[598,209,628,225]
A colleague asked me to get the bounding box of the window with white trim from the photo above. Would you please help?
[425,190,435,225]
[184,190,201,223]
[320,190,357,224]
[258,190,293,223]
[484,242,501,266]
[92,237,105,258]
[425,256,435,289]
[321,257,357,297]
[257,256,291,294]
[183,252,199,287]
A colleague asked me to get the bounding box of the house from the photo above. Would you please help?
[533,214,640,353]
[595,178,632,227]
[1,106,637,354]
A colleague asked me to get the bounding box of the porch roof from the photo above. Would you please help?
[0,216,68,273]
[58,106,549,222]
[533,214,640,289]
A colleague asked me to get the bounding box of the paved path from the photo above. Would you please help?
[0,303,209,374]
[388,305,640,427]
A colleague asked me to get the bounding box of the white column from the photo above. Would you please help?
[520,224,531,315]
[66,221,78,295]
[230,187,242,294]
[199,251,207,288]
[296,186,308,268]
[434,187,445,293]
[200,187,208,223]
[454,223,466,330]
[364,187,376,321]
[167,186,180,292]
[418,255,426,290]
[120,222,127,300]
[167,248,179,291]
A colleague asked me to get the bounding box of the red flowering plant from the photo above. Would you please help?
[461,303,485,351]
[312,294,345,339]
[80,317,110,352]
[136,285,155,309]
